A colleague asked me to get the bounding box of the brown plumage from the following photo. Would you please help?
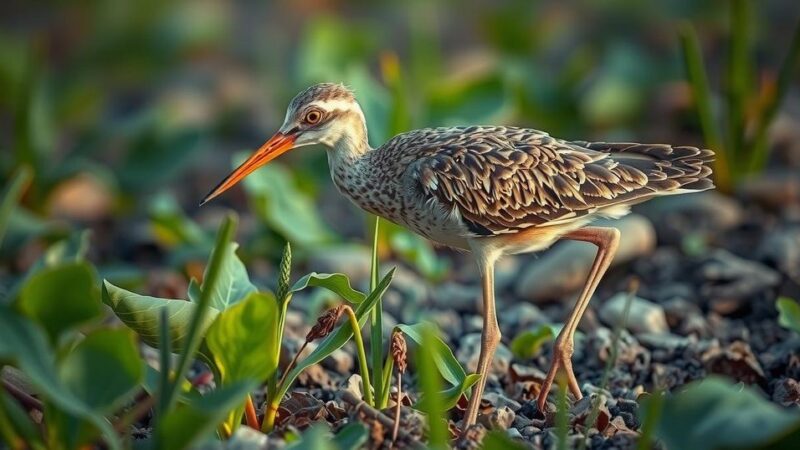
[202,83,715,430]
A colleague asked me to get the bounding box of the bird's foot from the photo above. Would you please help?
[536,341,582,411]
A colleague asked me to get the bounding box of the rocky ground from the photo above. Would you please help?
[247,167,800,449]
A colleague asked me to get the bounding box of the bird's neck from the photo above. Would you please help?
[326,114,372,183]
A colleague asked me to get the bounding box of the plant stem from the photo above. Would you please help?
[380,353,395,408]
[748,18,800,172]
[244,395,260,430]
[726,0,750,170]
[156,308,172,417]
[679,22,732,192]
[159,214,236,415]
[369,216,385,408]
[391,371,402,444]
[0,165,32,249]
[345,305,374,406]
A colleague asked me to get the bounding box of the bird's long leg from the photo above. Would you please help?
[463,258,500,428]
[536,226,620,412]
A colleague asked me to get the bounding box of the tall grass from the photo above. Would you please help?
[679,2,800,192]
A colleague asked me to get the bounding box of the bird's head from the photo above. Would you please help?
[201,83,366,205]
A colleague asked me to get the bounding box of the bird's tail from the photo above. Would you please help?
[572,141,715,193]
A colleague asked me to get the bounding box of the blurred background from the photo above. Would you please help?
[1,0,799,302]
[3,2,800,446]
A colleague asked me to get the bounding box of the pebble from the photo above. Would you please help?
[477,406,516,429]
[757,225,800,281]
[695,250,781,314]
[599,292,669,335]
[635,191,742,245]
[516,214,656,303]
[307,245,372,282]
[457,333,513,375]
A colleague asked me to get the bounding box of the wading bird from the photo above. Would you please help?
[202,83,713,428]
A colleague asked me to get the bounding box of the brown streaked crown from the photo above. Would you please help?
[289,83,355,111]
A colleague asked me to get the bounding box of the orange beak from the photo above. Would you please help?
[200,132,297,205]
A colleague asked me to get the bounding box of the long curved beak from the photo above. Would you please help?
[200,132,297,205]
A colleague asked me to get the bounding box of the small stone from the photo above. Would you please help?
[520,425,540,437]
[499,303,548,336]
[695,250,781,314]
[227,426,268,450]
[757,226,800,281]
[505,427,524,441]
[569,395,611,433]
[478,406,516,429]
[484,393,522,411]
[457,333,513,375]
[432,282,480,312]
[636,191,742,245]
[307,245,371,282]
[599,293,669,335]
[516,215,656,303]
[702,341,766,386]
[772,378,800,406]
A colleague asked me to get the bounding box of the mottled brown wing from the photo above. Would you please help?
[405,127,713,236]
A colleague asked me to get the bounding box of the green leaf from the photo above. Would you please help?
[16,262,102,341]
[479,430,530,450]
[0,307,122,450]
[206,292,280,430]
[155,380,257,450]
[438,373,481,411]
[102,280,219,353]
[510,325,556,359]
[639,376,800,450]
[195,242,257,310]
[59,328,144,413]
[777,297,800,335]
[332,423,368,450]
[416,323,448,450]
[0,166,32,249]
[395,323,466,386]
[240,161,336,247]
[290,272,366,304]
[276,268,395,401]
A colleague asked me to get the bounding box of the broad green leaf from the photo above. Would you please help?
[16,262,102,341]
[28,230,91,273]
[416,323,448,450]
[777,297,800,334]
[285,425,336,450]
[276,269,395,401]
[332,423,368,450]
[639,376,800,450]
[396,323,466,386]
[510,325,556,359]
[438,373,481,411]
[206,292,279,430]
[240,161,336,247]
[195,242,256,311]
[290,272,366,304]
[0,165,32,249]
[59,328,144,413]
[102,280,219,353]
[0,307,122,450]
[479,430,530,450]
[155,380,257,450]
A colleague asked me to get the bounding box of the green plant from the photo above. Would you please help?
[0,236,142,449]
[638,377,800,449]
[679,1,800,191]
[777,296,800,335]
[103,215,395,434]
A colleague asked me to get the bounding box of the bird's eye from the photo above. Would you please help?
[304,109,322,124]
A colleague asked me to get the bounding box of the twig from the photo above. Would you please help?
[341,390,416,444]
[1,378,42,411]
[244,395,260,430]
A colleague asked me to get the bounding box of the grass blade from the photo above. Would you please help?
[369,216,385,408]
[748,18,800,172]
[726,0,750,167]
[0,166,33,249]
[679,23,731,191]
[417,324,447,450]
[159,213,237,415]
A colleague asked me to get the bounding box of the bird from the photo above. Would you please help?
[201,82,714,428]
